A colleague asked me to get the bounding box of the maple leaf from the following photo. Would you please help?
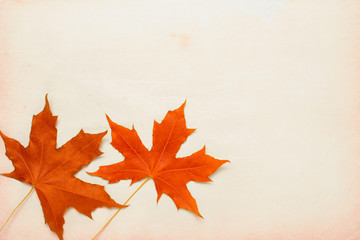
[0,96,123,240]
[90,102,229,217]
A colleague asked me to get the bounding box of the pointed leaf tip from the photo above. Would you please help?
[86,171,96,176]
[201,145,206,152]
[98,130,108,138]
[105,114,114,125]
[0,131,9,142]
[179,100,186,110]
[44,94,50,109]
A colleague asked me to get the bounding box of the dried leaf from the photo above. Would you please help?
[90,102,229,217]
[0,96,123,240]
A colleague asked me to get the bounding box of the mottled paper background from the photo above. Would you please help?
[1,0,360,239]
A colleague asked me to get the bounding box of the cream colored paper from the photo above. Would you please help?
[1,0,360,239]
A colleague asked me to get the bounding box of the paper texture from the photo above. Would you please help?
[1,0,360,239]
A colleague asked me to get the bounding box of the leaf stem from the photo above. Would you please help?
[0,186,35,233]
[91,177,151,240]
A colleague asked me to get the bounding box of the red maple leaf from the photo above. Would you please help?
[0,96,123,240]
[90,102,229,217]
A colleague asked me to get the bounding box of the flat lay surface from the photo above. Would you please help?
[1,0,360,239]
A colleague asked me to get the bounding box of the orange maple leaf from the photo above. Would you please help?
[90,102,229,217]
[0,96,123,240]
